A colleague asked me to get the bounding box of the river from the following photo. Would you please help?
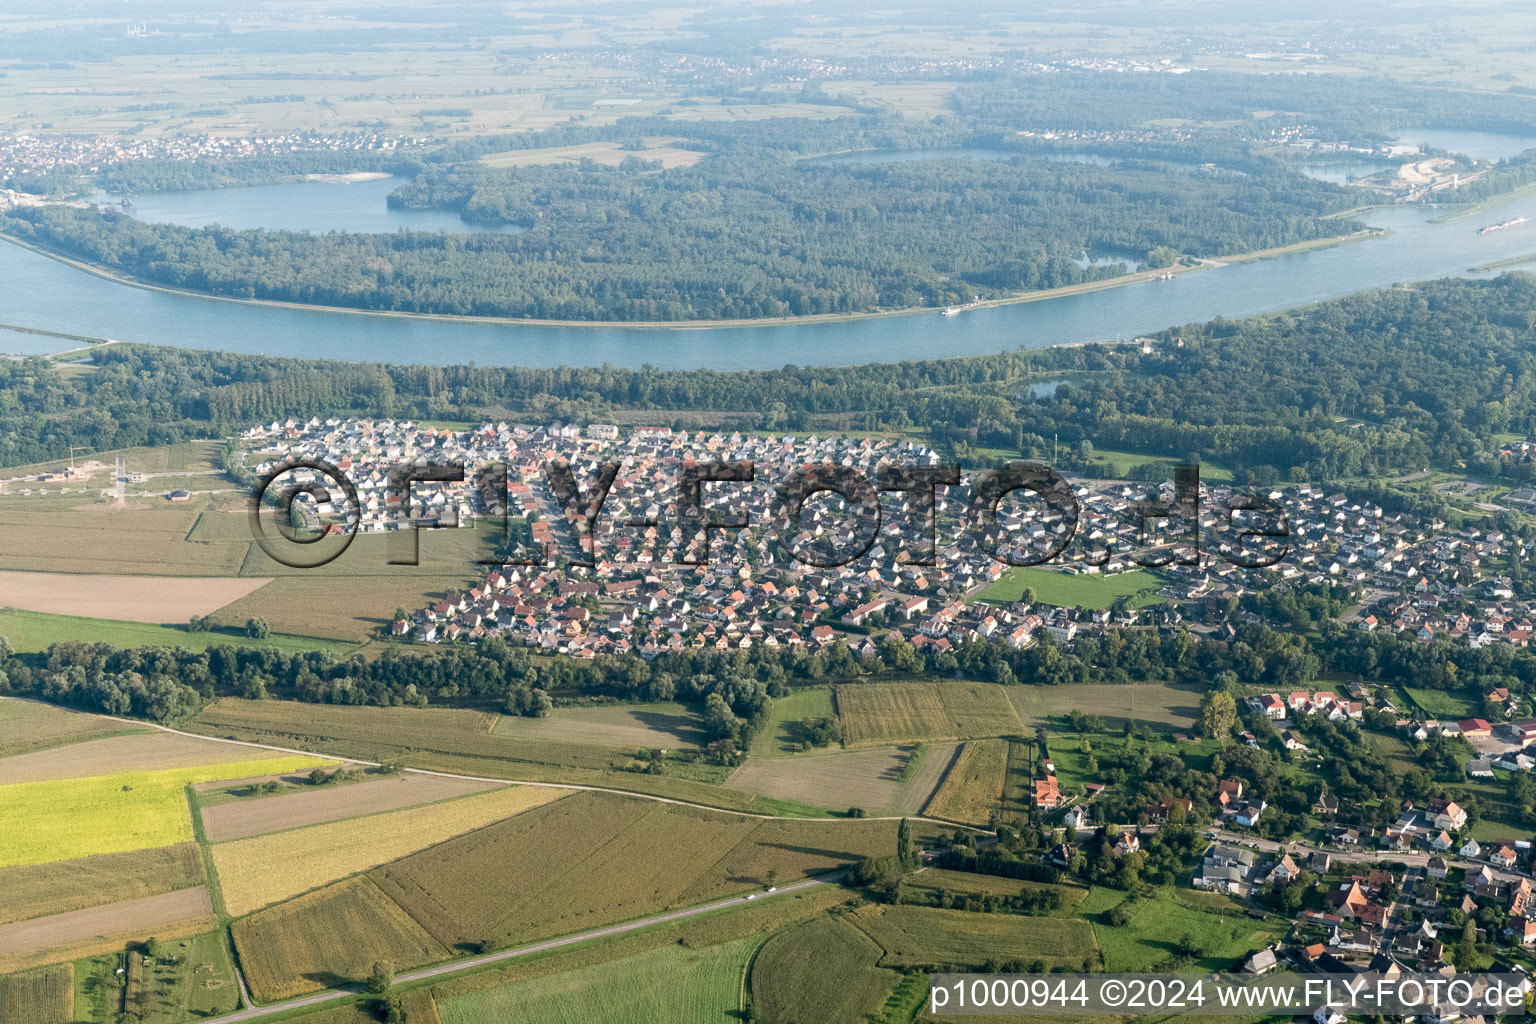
[3,130,1536,370]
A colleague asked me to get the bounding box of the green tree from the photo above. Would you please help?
[367,960,393,996]
[1199,690,1237,742]
[897,818,917,872]
[245,617,270,639]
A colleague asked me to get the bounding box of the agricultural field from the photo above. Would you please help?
[903,870,1090,910]
[723,743,950,815]
[973,567,1167,610]
[0,963,72,1024]
[491,701,706,751]
[749,686,836,756]
[200,772,501,842]
[371,794,762,947]
[436,935,756,1024]
[0,698,144,758]
[1088,888,1289,972]
[0,731,312,785]
[480,138,707,169]
[1402,686,1477,720]
[0,493,248,577]
[188,697,618,771]
[1005,682,1202,731]
[0,888,213,968]
[923,740,1009,825]
[1085,448,1232,483]
[1,755,332,867]
[850,904,1098,970]
[211,785,567,915]
[232,876,450,1002]
[674,817,907,905]
[0,608,359,656]
[0,569,269,623]
[0,843,204,926]
[835,682,1022,746]
[749,916,900,1024]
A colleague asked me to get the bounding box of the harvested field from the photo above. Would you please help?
[923,740,1009,826]
[370,791,899,949]
[722,743,951,814]
[189,697,621,770]
[0,963,72,1024]
[372,793,694,946]
[0,570,269,622]
[0,887,212,961]
[850,904,1097,969]
[1,755,332,868]
[835,682,1022,745]
[675,817,900,905]
[750,916,897,1024]
[212,785,568,915]
[0,730,301,785]
[491,701,706,750]
[0,698,144,758]
[232,876,449,1002]
[0,843,203,926]
[200,773,502,842]
[1004,682,1201,731]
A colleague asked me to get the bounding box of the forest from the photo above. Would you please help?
[3,274,1536,484]
[5,148,1357,321]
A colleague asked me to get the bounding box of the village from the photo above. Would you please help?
[242,418,1536,663]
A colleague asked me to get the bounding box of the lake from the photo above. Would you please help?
[95,177,520,235]
[5,127,1536,371]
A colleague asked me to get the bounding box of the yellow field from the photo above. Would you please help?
[0,756,332,868]
[212,785,568,915]
[923,740,1009,826]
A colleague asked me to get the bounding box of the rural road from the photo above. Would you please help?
[207,874,843,1021]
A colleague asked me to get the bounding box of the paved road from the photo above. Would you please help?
[207,874,843,1022]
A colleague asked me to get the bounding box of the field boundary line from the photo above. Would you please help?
[916,741,967,822]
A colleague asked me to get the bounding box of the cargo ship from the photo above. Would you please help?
[1480,216,1527,234]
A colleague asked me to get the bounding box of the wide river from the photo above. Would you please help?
[4,131,1536,370]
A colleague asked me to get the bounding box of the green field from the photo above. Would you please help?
[750,916,900,1024]
[1006,682,1202,731]
[1088,448,1232,482]
[1,755,332,867]
[438,935,757,1024]
[0,607,359,656]
[0,699,145,758]
[973,567,1166,610]
[750,687,837,756]
[1089,888,1288,972]
[835,682,1023,746]
[851,904,1097,970]
[1402,686,1477,719]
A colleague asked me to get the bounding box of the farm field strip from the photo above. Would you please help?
[212,785,570,915]
[436,935,755,1024]
[0,730,310,785]
[1004,682,1202,729]
[200,773,502,842]
[0,887,212,961]
[835,682,1022,745]
[722,744,923,813]
[750,916,899,1024]
[490,701,706,750]
[922,739,1009,825]
[0,755,334,867]
[233,876,451,1002]
[0,843,204,926]
[0,699,146,758]
[0,569,270,622]
[850,904,1097,969]
[0,962,72,1024]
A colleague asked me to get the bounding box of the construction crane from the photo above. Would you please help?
[68,446,90,473]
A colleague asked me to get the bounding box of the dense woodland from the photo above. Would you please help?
[4,275,1536,485]
[7,149,1356,321]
